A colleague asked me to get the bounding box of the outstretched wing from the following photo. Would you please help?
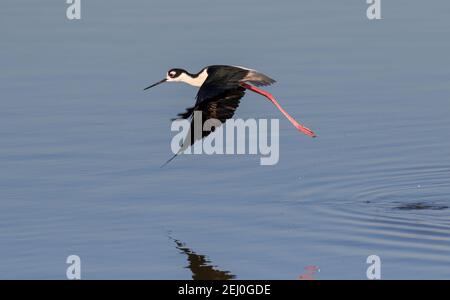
[180,87,245,149]
[162,87,244,167]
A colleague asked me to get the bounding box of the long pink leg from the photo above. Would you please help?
[240,82,317,138]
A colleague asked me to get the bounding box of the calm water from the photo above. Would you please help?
[1,1,449,279]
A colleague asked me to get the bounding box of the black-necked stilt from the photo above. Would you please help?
[144,65,316,165]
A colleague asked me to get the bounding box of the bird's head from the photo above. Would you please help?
[143,68,190,90]
[166,68,188,82]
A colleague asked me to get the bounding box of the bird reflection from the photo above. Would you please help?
[171,237,235,280]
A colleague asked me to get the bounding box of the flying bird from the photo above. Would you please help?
[144,65,316,166]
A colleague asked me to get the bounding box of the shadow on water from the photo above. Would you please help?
[394,202,448,211]
[170,236,235,280]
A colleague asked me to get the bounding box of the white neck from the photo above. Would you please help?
[175,69,208,87]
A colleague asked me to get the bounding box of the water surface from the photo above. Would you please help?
[1,0,449,279]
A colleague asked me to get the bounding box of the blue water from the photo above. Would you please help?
[1,1,449,279]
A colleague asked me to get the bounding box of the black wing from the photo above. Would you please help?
[162,87,244,167]
[173,66,248,121]
[180,87,245,149]
[195,66,249,106]
[163,65,274,166]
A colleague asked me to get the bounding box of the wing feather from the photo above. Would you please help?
[174,87,245,152]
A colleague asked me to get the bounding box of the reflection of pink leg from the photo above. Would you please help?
[298,265,319,280]
[240,82,316,138]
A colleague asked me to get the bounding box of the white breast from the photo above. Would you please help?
[178,68,208,87]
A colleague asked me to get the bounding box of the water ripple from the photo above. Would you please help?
[289,163,450,272]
